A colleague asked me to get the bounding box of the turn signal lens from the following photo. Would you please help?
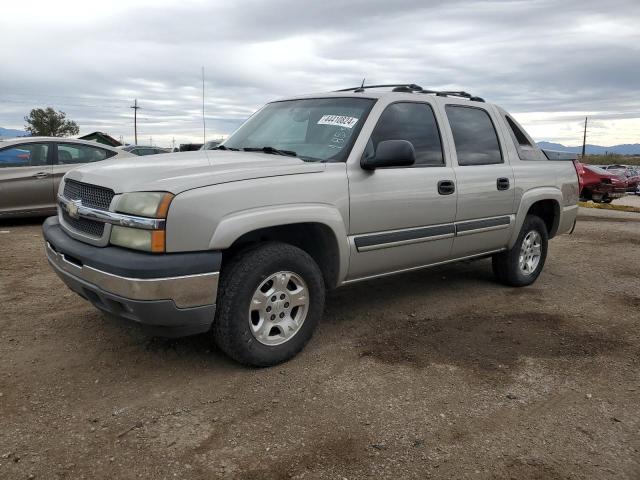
[155,193,174,218]
[151,230,166,253]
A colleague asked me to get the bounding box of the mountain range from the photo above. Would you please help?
[536,141,640,155]
[0,127,29,139]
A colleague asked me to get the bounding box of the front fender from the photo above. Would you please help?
[209,204,350,283]
[508,188,562,249]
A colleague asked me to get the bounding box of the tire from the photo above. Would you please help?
[492,214,548,287]
[212,242,325,367]
[602,197,613,204]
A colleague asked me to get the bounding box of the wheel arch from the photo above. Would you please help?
[509,189,562,249]
[209,204,348,289]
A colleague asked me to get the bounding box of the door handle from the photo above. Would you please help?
[437,180,455,195]
[497,177,510,190]
[32,172,49,179]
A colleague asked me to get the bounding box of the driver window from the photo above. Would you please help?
[369,102,444,166]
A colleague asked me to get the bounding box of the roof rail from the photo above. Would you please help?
[334,83,485,102]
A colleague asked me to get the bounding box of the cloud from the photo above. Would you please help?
[0,0,638,146]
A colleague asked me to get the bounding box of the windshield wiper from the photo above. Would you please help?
[211,145,239,151]
[242,146,298,157]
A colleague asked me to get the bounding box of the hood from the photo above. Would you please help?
[64,150,326,194]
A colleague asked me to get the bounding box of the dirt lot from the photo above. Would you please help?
[1,209,639,479]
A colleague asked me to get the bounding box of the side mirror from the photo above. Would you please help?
[361,139,416,170]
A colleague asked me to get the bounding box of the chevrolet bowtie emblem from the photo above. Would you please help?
[66,199,82,219]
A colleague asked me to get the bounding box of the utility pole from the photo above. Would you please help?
[202,67,206,144]
[172,137,175,151]
[581,116,588,159]
[130,99,140,145]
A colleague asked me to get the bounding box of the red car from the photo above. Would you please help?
[603,165,640,192]
[577,163,628,203]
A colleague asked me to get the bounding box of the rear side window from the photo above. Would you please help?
[505,116,531,146]
[0,143,49,168]
[370,102,444,166]
[57,143,116,164]
[446,105,502,166]
[504,115,545,161]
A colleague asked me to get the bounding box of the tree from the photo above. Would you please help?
[24,107,79,137]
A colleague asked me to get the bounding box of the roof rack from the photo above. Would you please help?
[334,83,485,102]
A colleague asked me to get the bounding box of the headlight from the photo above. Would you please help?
[116,192,173,218]
[110,192,173,253]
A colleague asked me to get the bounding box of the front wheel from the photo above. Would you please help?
[492,214,548,287]
[212,242,325,367]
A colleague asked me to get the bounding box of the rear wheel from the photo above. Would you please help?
[212,242,325,366]
[492,214,548,287]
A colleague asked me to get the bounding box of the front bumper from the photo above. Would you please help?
[43,216,221,336]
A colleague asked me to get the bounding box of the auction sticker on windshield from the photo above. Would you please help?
[317,115,359,128]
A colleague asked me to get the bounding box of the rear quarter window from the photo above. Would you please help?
[504,115,545,161]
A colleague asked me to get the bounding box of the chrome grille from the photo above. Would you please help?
[63,179,114,211]
[61,210,105,237]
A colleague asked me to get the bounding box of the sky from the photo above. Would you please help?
[1,0,639,148]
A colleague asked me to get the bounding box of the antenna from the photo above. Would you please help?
[354,78,366,93]
[202,66,206,144]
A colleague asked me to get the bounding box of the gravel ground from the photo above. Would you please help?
[1,209,639,479]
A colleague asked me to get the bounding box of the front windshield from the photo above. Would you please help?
[223,97,375,162]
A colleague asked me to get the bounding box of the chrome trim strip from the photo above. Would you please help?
[455,223,510,236]
[455,215,512,234]
[341,249,506,285]
[356,232,455,252]
[46,242,218,308]
[354,222,455,252]
[353,215,514,252]
[58,195,165,230]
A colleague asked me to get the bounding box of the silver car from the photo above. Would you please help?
[0,137,134,218]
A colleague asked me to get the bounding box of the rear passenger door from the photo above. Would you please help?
[441,102,516,257]
[347,100,457,280]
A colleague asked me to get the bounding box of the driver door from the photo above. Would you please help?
[346,100,457,280]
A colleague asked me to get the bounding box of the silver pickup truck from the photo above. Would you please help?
[43,84,579,366]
